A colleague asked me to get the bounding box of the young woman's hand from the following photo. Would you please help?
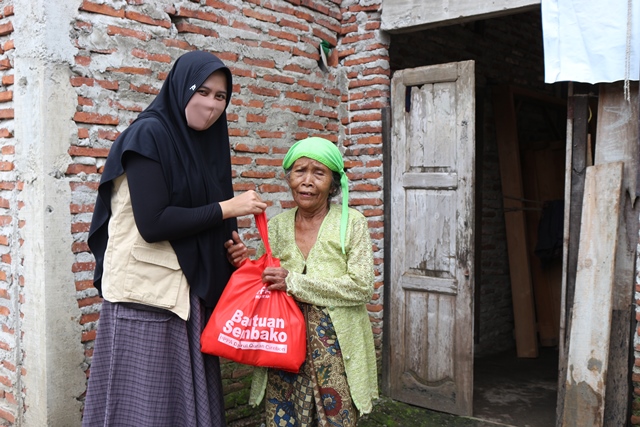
[220,190,267,219]
[224,231,248,267]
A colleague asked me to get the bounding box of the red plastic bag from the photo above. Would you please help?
[201,212,306,373]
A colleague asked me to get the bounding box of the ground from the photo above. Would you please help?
[358,397,511,427]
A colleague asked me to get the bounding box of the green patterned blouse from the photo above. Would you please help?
[249,203,379,414]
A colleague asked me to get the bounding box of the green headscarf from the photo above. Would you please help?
[282,137,349,254]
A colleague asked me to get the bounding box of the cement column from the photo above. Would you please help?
[12,0,85,425]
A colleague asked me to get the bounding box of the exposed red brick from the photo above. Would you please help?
[234,144,269,154]
[259,184,288,193]
[107,66,153,76]
[175,22,218,37]
[162,38,195,51]
[256,158,283,166]
[74,112,118,126]
[0,407,15,423]
[286,91,314,102]
[204,0,240,12]
[0,90,12,104]
[228,128,249,137]
[78,128,89,139]
[0,108,13,119]
[97,129,119,141]
[241,170,276,179]
[248,85,280,98]
[107,25,151,41]
[272,103,311,114]
[131,48,172,63]
[233,183,257,192]
[243,8,277,23]
[231,156,252,165]
[72,242,90,254]
[71,222,91,233]
[130,83,160,95]
[80,0,125,18]
[268,29,298,43]
[283,63,311,74]
[70,203,94,214]
[292,46,318,60]
[125,10,172,28]
[75,280,94,291]
[78,296,103,308]
[81,330,97,342]
[0,128,11,138]
[256,130,285,139]
[176,7,228,25]
[246,114,267,123]
[66,164,97,175]
[278,18,309,32]
[260,41,291,53]
[0,22,13,37]
[80,313,100,325]
[297,120,324,130]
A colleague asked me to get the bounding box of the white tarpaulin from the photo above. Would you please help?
[542,0,640,84]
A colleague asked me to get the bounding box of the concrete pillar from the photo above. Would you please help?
[13,0,85,425]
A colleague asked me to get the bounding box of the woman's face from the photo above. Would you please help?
[287,157,333,213]
[185,70,228,131]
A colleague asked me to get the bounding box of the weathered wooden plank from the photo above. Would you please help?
[381,105,392,397]
[381,0,540,33]
[556,90,591,427]
[402,63,458,86]
[492,85,538,358]
[593,81,639,427]
[562,161,623,427]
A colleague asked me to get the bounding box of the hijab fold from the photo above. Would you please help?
[88,51,237,308]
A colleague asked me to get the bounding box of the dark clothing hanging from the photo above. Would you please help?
[534,199,564,262]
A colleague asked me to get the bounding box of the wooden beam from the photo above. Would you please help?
[492,85,538,358]
[557,90,591,426]
[562,161,623,427]
[593,82,639,426]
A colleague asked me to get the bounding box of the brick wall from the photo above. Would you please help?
[64,0,387,425]
[0,2,18,425]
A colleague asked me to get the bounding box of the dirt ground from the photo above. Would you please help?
[358,397,512,427]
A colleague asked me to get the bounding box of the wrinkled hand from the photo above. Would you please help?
[220,190,267,219]
[263,267,289,292]
[224,231,248,267]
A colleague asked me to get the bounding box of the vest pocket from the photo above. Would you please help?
[123,243,184,309]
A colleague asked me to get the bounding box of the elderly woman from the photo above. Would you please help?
[226,137,378,426]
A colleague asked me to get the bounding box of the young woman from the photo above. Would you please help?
[83,51,266,427]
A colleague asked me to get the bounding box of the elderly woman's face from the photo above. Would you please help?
[287,157,333,212]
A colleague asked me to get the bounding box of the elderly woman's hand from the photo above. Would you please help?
[263,267,289,292]
[225,231,248,267]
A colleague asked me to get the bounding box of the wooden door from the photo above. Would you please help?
[389,61,475,416]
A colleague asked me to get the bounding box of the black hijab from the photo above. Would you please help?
[88,51,237,308]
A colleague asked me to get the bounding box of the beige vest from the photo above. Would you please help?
[101,175,190,320]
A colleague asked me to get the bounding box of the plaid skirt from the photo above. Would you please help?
[82,293,226,427]
[265,303,357,427]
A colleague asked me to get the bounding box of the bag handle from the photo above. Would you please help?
[254,212,271,256]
